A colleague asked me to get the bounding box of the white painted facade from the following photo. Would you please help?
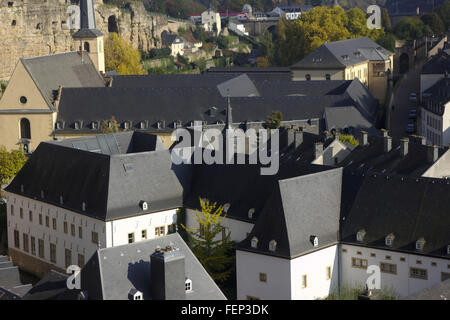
[201,9,221,35]
[6,192,178,271]
[237,245,339,300]
[420,101,450,147]
[340,244,450,298]
[185,208,253,243]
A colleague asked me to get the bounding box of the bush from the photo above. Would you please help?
[147,47,172,60]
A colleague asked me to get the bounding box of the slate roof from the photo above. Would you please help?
[72,0,103,39]
[340,173,450,259]
[21,52,105,110]
[5,132,187,221]
[339,134,447,176]
[55,78,377,133]
[422,78,450,116]
[0,255,31,299]
[404,279,450,300]
[236,168,343,259]
[161,31,183,46]
[291,37,393,70]
[421,49,450,75]
[80,233,226,300]
[324,106,376,135]
[22,270,81,300]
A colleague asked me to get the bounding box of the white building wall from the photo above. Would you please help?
[105,209,178,247]
[236,245,339,300]
[236,250,292,300]
[290,245,339,300]
[6,192,179,271]
[185,208,253,243]
[341,244,450,298]
[420,103,450,147]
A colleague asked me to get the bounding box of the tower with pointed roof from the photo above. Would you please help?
[72,0,105,73]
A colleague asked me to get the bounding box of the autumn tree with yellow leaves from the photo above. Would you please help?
[104,33,146,75]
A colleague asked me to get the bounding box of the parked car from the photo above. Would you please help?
[409,93,417,102]
[408,109,417,119]
[405,123,416,134]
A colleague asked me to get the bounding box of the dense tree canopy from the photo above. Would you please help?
[104,33,146,75]
[270,6,386,66]
[0,147,27,185]
[393,17,433,40]
[435,1,450,30]
[421,13,445,36]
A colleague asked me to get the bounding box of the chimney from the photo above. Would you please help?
[150,245,186,300]
[384,136,392,153]
[294,129,303,148]
[400,138,409,157]
[314,142,323,159]
[427,145,439,163]
[381,129,388,138]
[359,131,368,146]
[286,128,295,148]
[411,135,426,145]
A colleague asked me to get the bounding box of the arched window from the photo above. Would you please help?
[305,74,311,81]
[84,42,90,53]
[20,118,31,139]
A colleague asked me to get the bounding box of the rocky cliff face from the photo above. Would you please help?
[0,0,193,80]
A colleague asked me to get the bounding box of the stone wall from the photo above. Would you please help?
[0,0,194,80]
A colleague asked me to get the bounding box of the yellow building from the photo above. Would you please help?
[290,37,394,103]
[0,0,105,152]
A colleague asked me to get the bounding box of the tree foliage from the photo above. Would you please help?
[435,1,450,30]
[104,33,146,75]
[0,147,28,185]
[265,111,283,129]
[272,6,386,66]
[100,116,120,133]
[393,17,433,40]
[181,198,234,283]
[421,13,445,36]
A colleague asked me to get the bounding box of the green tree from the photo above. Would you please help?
[421,13,445,36]
[435,1,450,30]
[339,134,359,146]
[181,198,234,283]
[393,17,428,40]
[100,116,120,133]
[265,111,283,129]
[381,8,392,31]
[104,33,146,75]
[0,147,28,185]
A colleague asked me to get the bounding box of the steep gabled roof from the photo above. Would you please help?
[80,233,226,300]
[340,173,450,258]
[21,52,105,110]
[236,168,342,259]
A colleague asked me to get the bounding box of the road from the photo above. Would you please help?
[389,61,424,139]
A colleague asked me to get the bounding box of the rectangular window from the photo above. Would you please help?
[50,243,56,263]
[63,221,68,234]
[52,218,57,230]
[385,256,391,260]
[38,239,44,258]
[155,226,165,237]
[442,272,450,282]
[168,224,177,234]
[71,224,75,237]
[431,262,437,267]
[352,257,368,269]
[246,296,260,300]
[342,248,347,253]
[141,230,147,240]
[380,262,397,274]
[39,214,42,225]
[65,249,72,268]
[10,205,14,216]
[29,211,33,222]
[410,267,428,280]
[92,231,98,244]
[400,257,405,262]
[78,226,83,239]
[416,260,422,265]
[23,233,29,253]
[370,253,376,257]
[78,254,85,268]
[20,208,23,219]
[326,266,332,280]
[259,273,267,282]
[301,274,307,288]
[14,230,20,249]
[45,216,49,227]
[31,237,36,255]
[128,232,135,244]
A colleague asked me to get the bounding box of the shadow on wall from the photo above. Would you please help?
[127,260,151,299]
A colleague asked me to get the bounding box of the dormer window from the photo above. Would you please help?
[356,229,366,242]
[82,202,86,212]
[385,233,395,247]
[251,236,258,249]
[223,203,230,213]
[248,208,255,219]
[185,278,192,292]
[269,240,277,252]
[156,121,165,129]
[74,121,82,130]
[91,121,98,130]
[123,121,131,130]
[310,235,319,247]
[210,107,217,117]
[174,120,182,129]
[59,196,64,205]
[139,201,148,211]
[416,238,426,251]
[55,121,64,130]
[140,121,147,130]
[128,288,143,300]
